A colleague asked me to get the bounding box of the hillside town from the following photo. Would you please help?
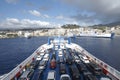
[0,26,120,39]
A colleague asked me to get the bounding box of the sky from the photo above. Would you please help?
[0,0,120,29]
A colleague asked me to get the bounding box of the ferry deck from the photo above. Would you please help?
[1,37,120,80]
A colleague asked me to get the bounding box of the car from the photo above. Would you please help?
[43,54,49,61]
[36,55,42,61]
[30,60,39,69]
[73,55,81,63]
[51,52,56,60]
[50,58,56,69]
[44,54,49,58]
[19,69,34,80]
[86,62,103,75]
[47,70,56,80]
[38,60,47,70]
[60,74,71,80]
[58,50,63,57]
[59,63,66,74]
[76,62,87,73]
[58,57,64,63]
[80,55,90,63]
[69,65,80,80]
[32,70,43,80]
[40,53,45,56]
[98,75,112,80]
[65,56,73,65]
[83,70,97,80]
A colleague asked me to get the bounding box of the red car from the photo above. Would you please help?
[50,58,56,69]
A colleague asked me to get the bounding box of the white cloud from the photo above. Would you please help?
[5,0,19,4]
[28,10,50,18]
[29,10,41,17]
[56,15,73,21]
[0,18,60,29]
[62,0,120,25]
[56,15,64,19]
[44,14,50,18]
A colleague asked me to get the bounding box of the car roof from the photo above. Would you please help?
[47,71,56,79]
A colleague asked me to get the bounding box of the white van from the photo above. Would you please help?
[47,70,56,80]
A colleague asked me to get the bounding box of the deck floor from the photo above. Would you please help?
[21,49,111,80]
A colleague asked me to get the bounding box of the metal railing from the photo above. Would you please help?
[71,43,120,80]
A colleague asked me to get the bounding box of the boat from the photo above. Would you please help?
[1,37,120,80]
[24,32,31,39]
[79,32,115,38]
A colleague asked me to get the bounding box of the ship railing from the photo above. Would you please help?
[68,43,120,80]
[83,49,120,80]
[2,44,48,80]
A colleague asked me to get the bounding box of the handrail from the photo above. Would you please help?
[72,43,120,80]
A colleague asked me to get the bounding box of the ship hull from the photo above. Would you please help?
[1,37,119,80]
[78,33,115,38]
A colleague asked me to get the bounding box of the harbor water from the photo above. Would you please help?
[0,36,120,75]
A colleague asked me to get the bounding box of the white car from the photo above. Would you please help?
[47,70,56,80]
[73,55,81,63]
[58,50,63,57]
[44,54,49,58]
[43,54,49,61]
[80,55,90,63]
[38,61,47,70]
[36,55,42,61]
[40,53,45,56]
[60,74,71,80]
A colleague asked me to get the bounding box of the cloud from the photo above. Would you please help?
[0,18,60,29]
[62,0,120,25]
[39,6,51,11]
[28,10,50,18]
[29,10,41,17]
[56,15,64,19]
[44,14,50,18]
[56,15,73,21]
[5,0,19,4]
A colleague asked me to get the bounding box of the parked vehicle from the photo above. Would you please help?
[47,70,56,80]
[65,55,73,65]
[83,70,97,80]
[98,75,112,80]
[51,52,56,60]
[59,63,66,74]
[38,60,47,70]
[69,65,80,80]
[30,60,39,69]
[76,62,87,73]
[19,69,34,80]
[58,49,63,57]
[86,62,103,75]
[58,56,64,63]
[43,54,49,61]
[40,53,45,56]
[80,55,90,63]
[32,70,43,80]
[73,55,81,63]
[36,55,42,61]
[60,74,71,80]
[50,58,56,69]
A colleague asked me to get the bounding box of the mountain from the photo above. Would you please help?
[91,21,120,27]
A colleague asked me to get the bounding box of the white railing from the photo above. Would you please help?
[70,43,120,80]
[1,44,48,80]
